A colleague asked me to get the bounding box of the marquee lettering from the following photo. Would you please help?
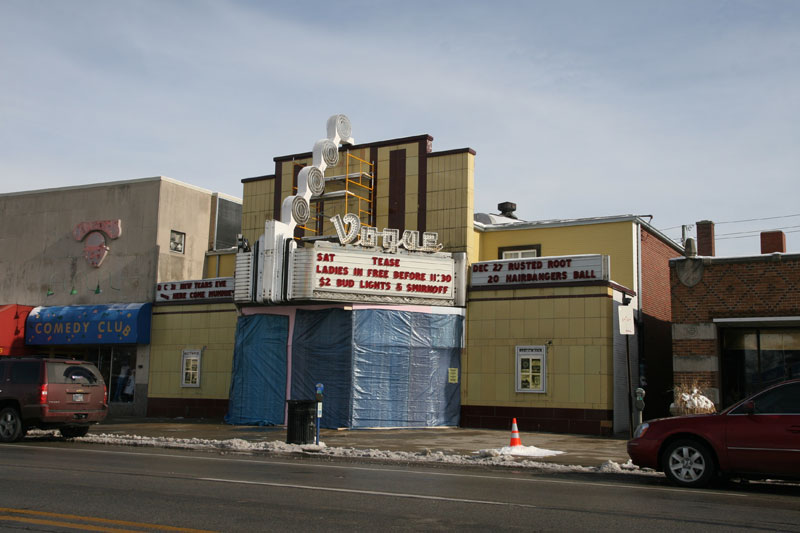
[329,213,443,253]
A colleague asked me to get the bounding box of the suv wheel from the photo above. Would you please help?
[0,407,25,443]
[60,426,90,439]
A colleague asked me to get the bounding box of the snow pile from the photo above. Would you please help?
[71,432,655,476]
[475,445,564,458]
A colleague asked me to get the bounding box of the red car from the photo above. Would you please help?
[628,378,800,487]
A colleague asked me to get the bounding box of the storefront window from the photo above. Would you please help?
[516,345,546,393]
[722,328,800,407]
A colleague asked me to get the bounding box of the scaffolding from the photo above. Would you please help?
[293,152,374,239]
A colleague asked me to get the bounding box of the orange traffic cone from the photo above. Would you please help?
[509,418,522,447]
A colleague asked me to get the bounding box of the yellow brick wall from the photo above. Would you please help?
[426,151,474,256]
[478,221,636,292]
[204,251,236,278]
[241,179,274,247]
[239,141,475,258]
[149,303,238,399]
[463,286,615,410]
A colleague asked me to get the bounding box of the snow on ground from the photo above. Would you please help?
[39,431,657,476]
[476,444,564,458]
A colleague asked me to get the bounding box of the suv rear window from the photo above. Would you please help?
[47,363,100,385]
[11,362,41,384]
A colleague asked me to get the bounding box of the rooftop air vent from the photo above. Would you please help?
[497,202,518,219]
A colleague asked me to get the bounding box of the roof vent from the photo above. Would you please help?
[498,202,518,219]
[684,237,697,258]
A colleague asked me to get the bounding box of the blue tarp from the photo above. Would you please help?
[225,314,288,425]
[290,309,353,429]
[290,308,463,429]
[351,310,462,428]
[229,308,463,428]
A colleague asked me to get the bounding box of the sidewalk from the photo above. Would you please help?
[94,417,631,468]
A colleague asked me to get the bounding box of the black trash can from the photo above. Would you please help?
[286,400,317,444]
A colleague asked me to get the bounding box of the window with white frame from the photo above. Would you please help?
[516,345,546,393]
[499,244,541,260]
[503,249,538,259]
[181,349,201,387]
[170,230,185,253]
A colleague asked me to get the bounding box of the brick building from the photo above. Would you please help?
[671,225,800,408]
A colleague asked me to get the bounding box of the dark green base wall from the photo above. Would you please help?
[461,406,614,436]
[147,398,229,419]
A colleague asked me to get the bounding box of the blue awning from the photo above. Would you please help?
[26,303,152,345]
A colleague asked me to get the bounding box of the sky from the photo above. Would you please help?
[2,0,798,256]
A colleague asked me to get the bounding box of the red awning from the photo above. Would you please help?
[0,304,34,356]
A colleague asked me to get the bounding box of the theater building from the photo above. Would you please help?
[464,211,682,434]
[147,115,680,434]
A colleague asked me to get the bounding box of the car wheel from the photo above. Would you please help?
[662,439,716,488]
[60,426,90,439]
[0,407,25,443]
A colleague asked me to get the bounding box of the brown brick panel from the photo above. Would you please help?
[147,398,229,419]
[671,257,800,323]
[672,339,717,357]
[388,149,406,231]
[461,406,614,436]
[673,371,718,391]
[640,227,683,321]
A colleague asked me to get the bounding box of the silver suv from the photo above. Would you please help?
[0,357,108,442]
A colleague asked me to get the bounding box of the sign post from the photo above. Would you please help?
[315,383,324,445]
[619,303,635,437]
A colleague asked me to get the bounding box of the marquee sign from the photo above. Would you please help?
[155,277,234,302]
[235,114,465,306]
[290,242,456,304]
[470,254,610,288]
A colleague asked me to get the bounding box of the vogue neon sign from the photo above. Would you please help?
[329,214,442,253]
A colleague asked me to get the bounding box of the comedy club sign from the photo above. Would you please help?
[470,254,610,288]
[26,304,152,345]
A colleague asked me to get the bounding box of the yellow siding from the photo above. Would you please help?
[426,151,474,256]
[241,179,274,247]
[477,221,636,291]
[149,303,237,399]
[463,286,614,410]
[203,251,236,278]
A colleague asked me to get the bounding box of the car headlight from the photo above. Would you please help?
[632,422,649,439]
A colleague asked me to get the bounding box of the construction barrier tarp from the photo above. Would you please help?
[225,314,288,425]
[291,308,463,429]
[290,308,353,429]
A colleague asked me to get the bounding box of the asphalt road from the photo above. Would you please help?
[1,441,799,532]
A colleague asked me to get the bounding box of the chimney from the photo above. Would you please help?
[761,231,786,254]
[696,220,715,257]
[498,202,518,219]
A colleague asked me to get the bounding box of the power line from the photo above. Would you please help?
[660,213,800,232]
[716,214,800,225]
[717,228,800,241]
[716,224,800,237]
